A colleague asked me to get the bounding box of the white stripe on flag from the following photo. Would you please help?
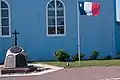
[84,2,92,16]
[116,0,120,22]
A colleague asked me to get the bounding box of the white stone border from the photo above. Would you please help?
[0,63,64,77]
[101,78,120,80]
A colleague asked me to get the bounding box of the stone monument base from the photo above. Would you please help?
[0,66,37,74]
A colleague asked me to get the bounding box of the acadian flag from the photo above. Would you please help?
[78,2,100,16]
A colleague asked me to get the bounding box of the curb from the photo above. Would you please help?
[0,63,64,77]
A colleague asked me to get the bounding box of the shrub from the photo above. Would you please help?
[104,55,112,60]
[72,54,79,61]
[72,53,85,61]
[54,49,70,61]
[90,50,99,60]
[117,53,120,59]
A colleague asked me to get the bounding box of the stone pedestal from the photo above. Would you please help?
[4,46,27,68]
[0,46,37,74]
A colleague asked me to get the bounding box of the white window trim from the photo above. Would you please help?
[46,0,66,37]
[0,0,11,38]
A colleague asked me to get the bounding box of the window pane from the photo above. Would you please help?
[1,10,8,17]
[57,18,64,25]
[57,1,63,8]
[2,18,9,26]
[57,26,64,34]
[48,18,55,25]
[49,1,55,8]
[2,27,9,35]
[57,10,64,16]
[48,27,55,34]
[48,4,52,8]
[48,10,55,16]
[1,1,8,8]
[57,1,61,7]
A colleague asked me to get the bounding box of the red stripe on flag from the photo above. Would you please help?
[92,3,100,16]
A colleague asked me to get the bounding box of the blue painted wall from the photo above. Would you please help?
[0,0,117,62]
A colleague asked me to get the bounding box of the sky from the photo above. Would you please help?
[116,0,120,22]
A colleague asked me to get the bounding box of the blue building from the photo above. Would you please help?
[0,0,119,62]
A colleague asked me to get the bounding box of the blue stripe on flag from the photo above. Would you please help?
[78,2,87,15]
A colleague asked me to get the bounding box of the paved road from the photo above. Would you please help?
[1,66,120,80]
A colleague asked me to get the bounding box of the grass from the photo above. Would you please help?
[33,59,120,68]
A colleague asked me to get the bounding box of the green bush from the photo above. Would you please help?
[72,54,79,61]
[117,53,120,59]
[90,50,99,60]
[72,53,85,61]
[104,55,112,60]
[54,49,70,61]
[80,53,85,59]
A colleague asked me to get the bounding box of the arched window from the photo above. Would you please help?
[46,0,66,36]
[0,0,11,37]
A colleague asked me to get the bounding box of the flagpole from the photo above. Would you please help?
[77,0,81,66]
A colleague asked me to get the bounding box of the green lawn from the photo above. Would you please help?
[33,60,120,68]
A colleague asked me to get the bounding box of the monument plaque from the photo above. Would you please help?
[4,54,15,68]
[16,54,27,67]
